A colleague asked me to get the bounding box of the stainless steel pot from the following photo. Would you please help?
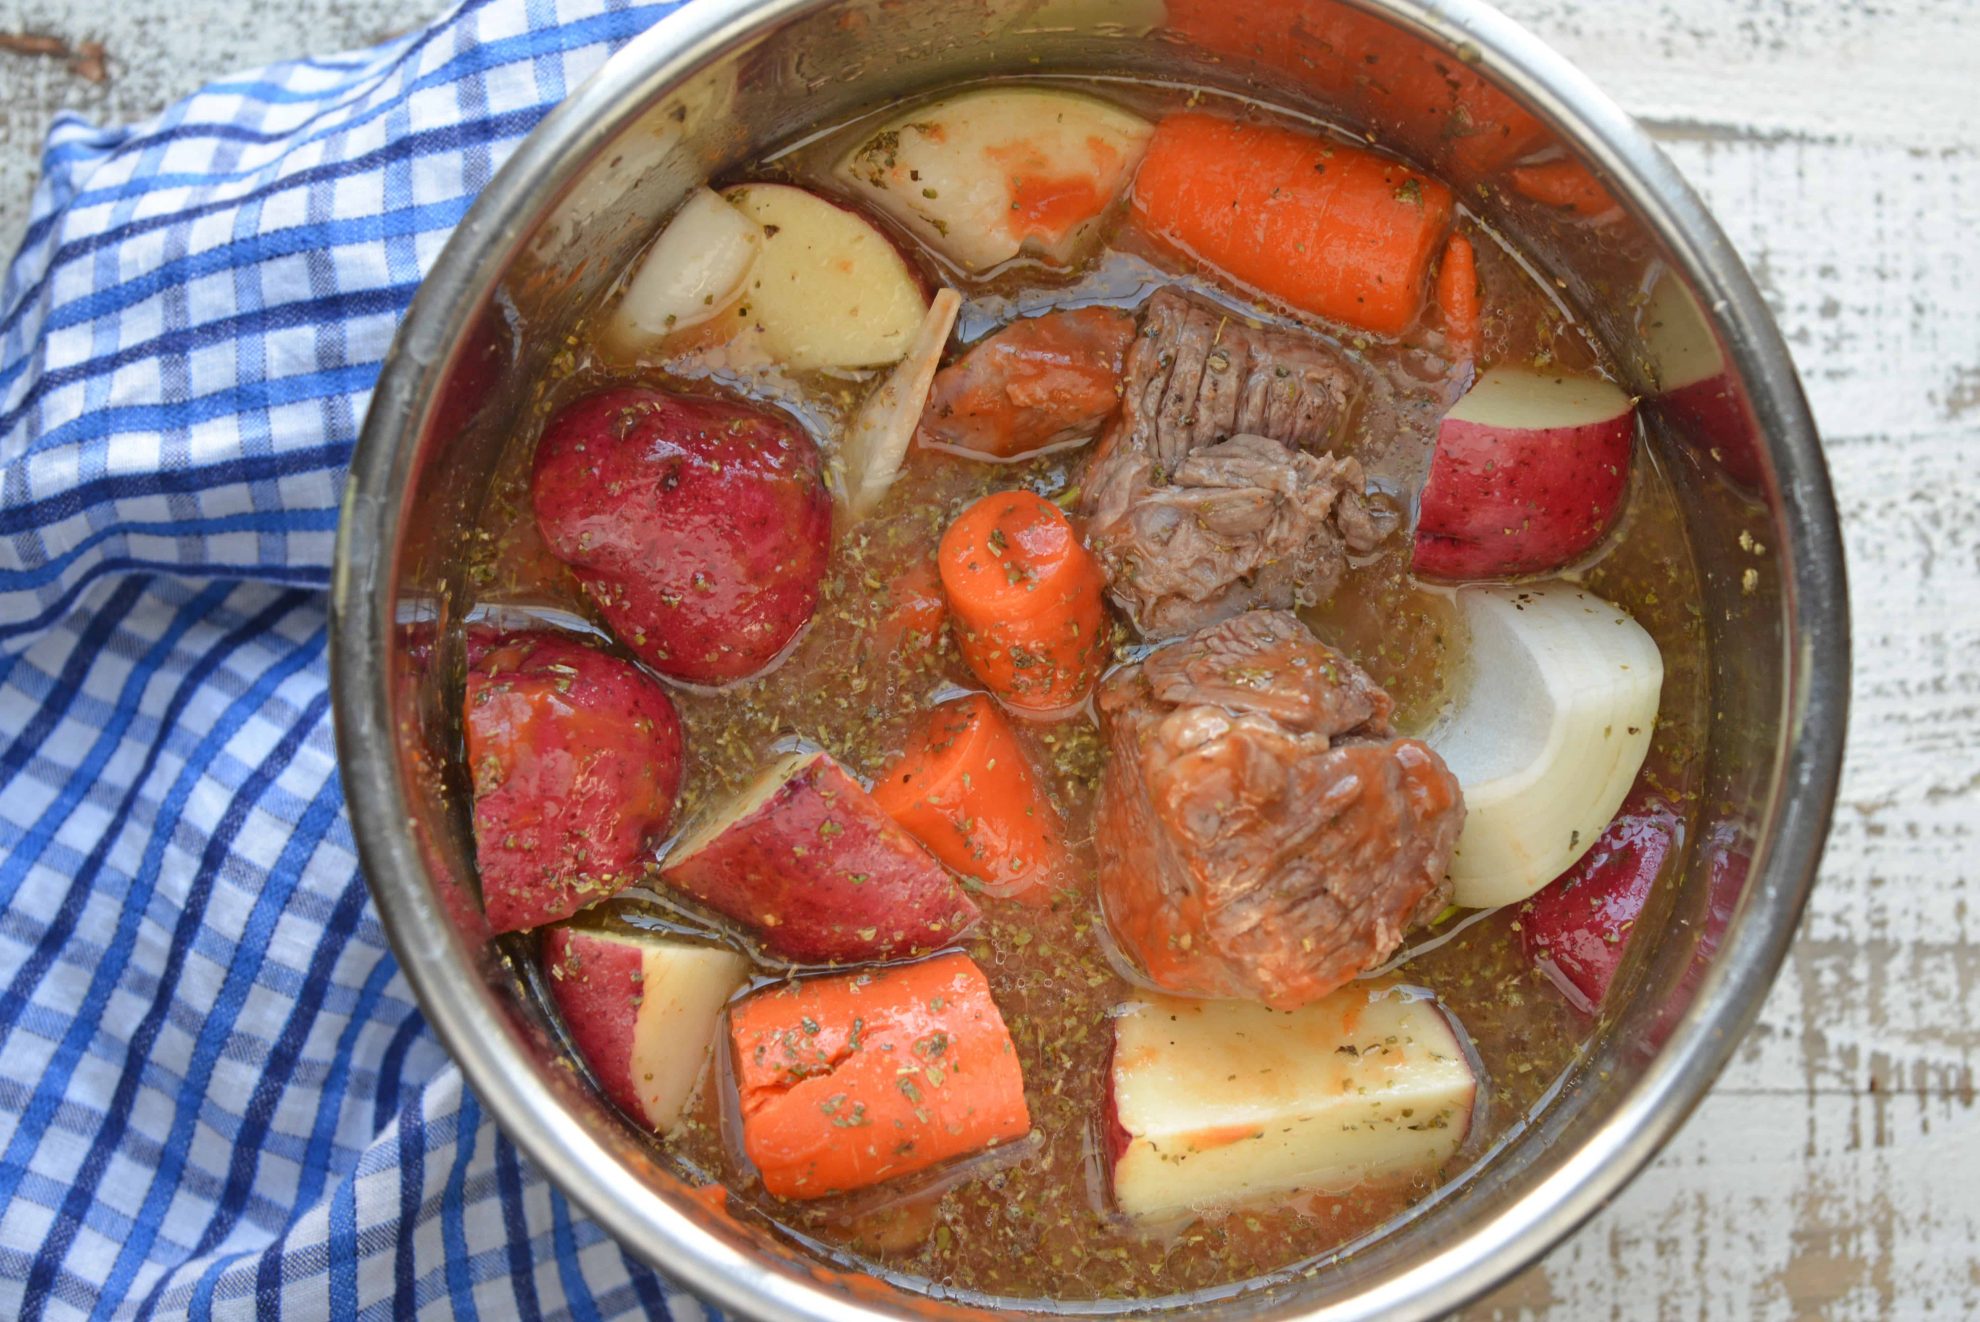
[330,1,1850,1316]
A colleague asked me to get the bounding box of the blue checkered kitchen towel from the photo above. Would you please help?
[0,2,728,1316]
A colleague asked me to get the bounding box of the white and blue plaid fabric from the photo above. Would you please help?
[0,2,717,1316]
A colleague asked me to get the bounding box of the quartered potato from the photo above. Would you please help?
[724,183,931,370]
[835,88,1152,270]
[1107,987,1477,1221]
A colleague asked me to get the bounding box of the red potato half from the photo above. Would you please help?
[721,184,931,371]
[464,631,685,934]
[1107,986,1476,1221]
[1642,268,1763,487]
[660,750,980,964]
[543,927,748,1135]
[1413,366,1636,580]
[532,388,832,687]
[1518,797,1682,1014]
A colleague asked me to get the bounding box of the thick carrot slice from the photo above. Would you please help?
[1131,114,1454,337]
[730,952,1031,1200]
[1436,233,1482,364]
[1508,159,1620,219]
[871,693,1072,903]
[937,490,1110,714]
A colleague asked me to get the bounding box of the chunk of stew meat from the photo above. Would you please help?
[1082,287,1384,637]
[915,305,1137,461]
[1096,610,1464,1008]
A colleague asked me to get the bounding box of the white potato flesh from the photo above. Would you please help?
[627,938,750,1135]
[1445,365,1634,430]
[839,288,961,518]
[722,184,929,370]
[666,749,817,865]
[834,89,1152,271]
[607,187,764,351]
[1426,582,1665,908]
[1641,267,1726,393]
[1110,986,1476,1222]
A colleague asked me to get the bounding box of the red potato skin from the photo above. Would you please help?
[1518,797,1681,1014]
[541,927,646,1119]
[398,623,493,946]
[1642,824,1749,1053]
[1101,1036,1132,1166]
[464,631,685,934]
[915,307,1136,461]
[662,755,980,964]
[1412,408,1634,579]
[1659,375,1764,488]
[532,388,832,686]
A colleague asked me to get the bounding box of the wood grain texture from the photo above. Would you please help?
[1,0,1974,1316]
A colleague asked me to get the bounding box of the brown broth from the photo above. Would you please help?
[463,78,1710,1304]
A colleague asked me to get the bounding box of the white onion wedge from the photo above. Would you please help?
[835,88,1152,270]
[839,288,961,518]
[1108,986,1476,1221]
[1426,582,1665,908]
[607,187,763,351]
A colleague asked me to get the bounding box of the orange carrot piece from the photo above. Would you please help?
[1507,159,1620,219]
[1131,114,1454,337]
[871,693,1072,903]
[937,490,1109,715]
[730,952,1031,1200]
[1436,233,1482,363]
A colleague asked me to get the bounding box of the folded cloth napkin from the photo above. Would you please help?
[0,2,718,1316]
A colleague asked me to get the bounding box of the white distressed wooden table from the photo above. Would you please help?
[2,1,1974,1316]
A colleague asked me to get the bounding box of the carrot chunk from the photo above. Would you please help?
[1131,114,1454,336]
[1508,158,1619,219]
[871,693,1072,902]
[1436,233,1482,364]
[730,952,1031,1200]
[937,490,1109,715]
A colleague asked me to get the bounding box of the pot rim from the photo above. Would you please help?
[330,2,1850,1317]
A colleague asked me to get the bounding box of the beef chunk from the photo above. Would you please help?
[916,306,1136,461]
[1082,288,1382,636]
[1096,610,1464,1009]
